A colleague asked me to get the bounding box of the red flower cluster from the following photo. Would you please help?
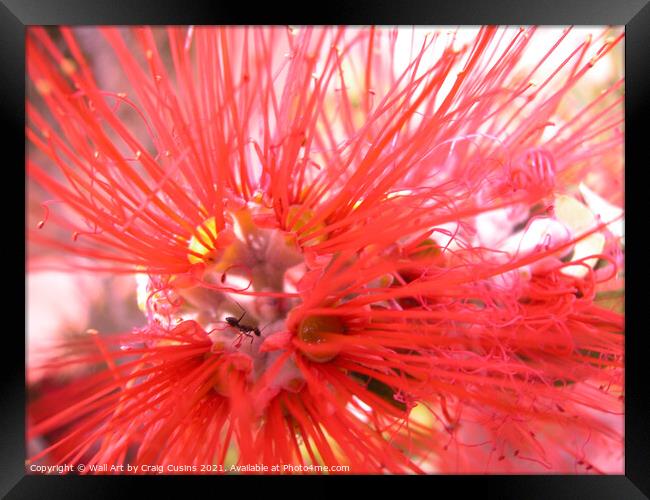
[27,26,624,473]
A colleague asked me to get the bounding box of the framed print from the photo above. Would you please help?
[2,0,648,497]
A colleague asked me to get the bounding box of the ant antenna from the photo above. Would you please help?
[229,297,246,314]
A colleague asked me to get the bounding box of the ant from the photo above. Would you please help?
[223,300,266,348]
[225,311,261,339]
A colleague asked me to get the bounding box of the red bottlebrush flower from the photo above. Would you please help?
[27,26,624,474]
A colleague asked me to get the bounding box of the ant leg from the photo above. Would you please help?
[258,322,271,335]
[232,332,254,349]
[232,333,244,349]
[211,323,230,332]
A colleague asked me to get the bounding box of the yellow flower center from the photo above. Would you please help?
[286,205,326,246]
[187,216,219,265]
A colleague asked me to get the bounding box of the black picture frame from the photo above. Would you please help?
[3,1,648,498]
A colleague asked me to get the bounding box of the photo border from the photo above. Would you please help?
[3,0,648,497]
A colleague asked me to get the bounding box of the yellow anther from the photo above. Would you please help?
[187,216,219,264]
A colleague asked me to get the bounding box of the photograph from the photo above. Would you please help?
[25,25,625,475]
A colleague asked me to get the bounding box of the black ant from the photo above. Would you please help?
[225,311,261,339]
[223,300,267,348]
